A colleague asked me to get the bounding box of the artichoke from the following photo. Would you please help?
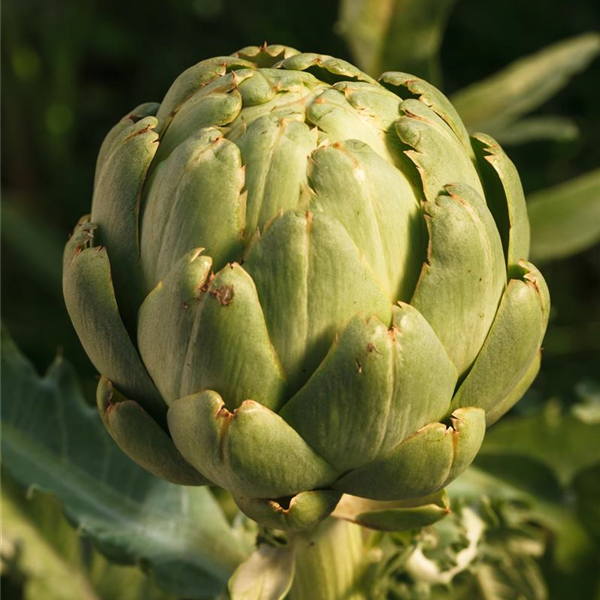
[63,44,549,531]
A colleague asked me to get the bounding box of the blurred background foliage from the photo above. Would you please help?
[2,0,600,599]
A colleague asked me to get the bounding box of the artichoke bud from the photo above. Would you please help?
[63,45,549,531]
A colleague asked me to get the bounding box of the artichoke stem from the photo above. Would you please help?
[288,517,369,600]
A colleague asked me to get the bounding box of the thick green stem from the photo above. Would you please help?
[288,518,369,600]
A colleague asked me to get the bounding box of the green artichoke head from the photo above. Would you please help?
[63,44,549,531]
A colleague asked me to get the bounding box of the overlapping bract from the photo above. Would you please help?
[63,45,549,531]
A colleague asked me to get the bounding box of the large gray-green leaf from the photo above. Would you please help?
[528,169,600,262]
[0,327,250,599]
[452,32,600,136]
[337,0,458,82]
[1,474,176,600]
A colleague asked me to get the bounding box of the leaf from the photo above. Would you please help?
[337,0,458,82]
[451,32,600,135]
[0,326,251,599]
[492,116,579,146]
[572,380,600,425]
[403,508,485,585]
[449,466,593,572]
[457,398,600,571]
[332,491,450,531]
[1,473,176,600]
[527,168,600,262]
[474,560,547,600]
[480,400,600,487]
[228,545,295,600]
[382,494,549,600]
[1,474,100,600]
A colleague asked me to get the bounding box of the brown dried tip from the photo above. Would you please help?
[210,284,235,306]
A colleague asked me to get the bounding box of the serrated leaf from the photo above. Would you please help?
[450,465,594,572]
[528,168,600,262]
[0,326,250,599]
[452,32,600,135]
[337,0,458,82]
[403,508,485,585]
[475,559,547,600]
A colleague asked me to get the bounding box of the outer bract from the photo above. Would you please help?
[63,45,549,531]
